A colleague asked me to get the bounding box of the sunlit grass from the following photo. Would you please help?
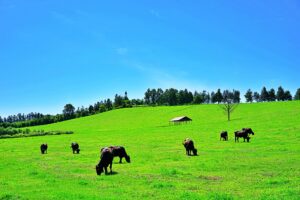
[0,101,299,199]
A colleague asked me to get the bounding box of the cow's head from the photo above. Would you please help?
[96,164,103,175]
[125,155,131,163]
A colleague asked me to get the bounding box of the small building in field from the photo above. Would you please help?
[169,116,192,125]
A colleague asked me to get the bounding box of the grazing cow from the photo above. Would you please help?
[71,142,80,154]
[107,146,130,163]
[220,131,228,141]
[96,147,113,175]
[183,138,197,156]
[40,143,48,154]
[234,128,254,142]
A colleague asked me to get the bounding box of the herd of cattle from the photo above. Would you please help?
[39,127,254,175]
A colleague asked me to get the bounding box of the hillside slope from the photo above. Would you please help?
[1,101,299,199]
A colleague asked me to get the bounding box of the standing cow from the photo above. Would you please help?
[40,144,48,154]
[71,142,80,154]
[96,147,113,175]
[107,146,130,163]
[183,138,197,156]
[220,131,228,141]
[234,128,254,142]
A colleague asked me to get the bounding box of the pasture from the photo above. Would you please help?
[0,101,299,199]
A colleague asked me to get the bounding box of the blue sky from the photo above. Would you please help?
[0,0,299,116]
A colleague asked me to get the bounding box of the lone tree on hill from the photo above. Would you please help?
[220,99,238,121]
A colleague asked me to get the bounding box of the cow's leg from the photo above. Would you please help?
[110,162,112,174]
[226,136,228,141]
[104,167,108,175]
[119,156,122,163]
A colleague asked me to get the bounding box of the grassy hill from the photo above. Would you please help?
[0,101,299,199]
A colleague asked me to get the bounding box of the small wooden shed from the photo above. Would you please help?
[169,116,192,125]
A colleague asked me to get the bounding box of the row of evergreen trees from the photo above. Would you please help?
[143,88,241,105]
[244,86,297,102]
[1,87,299,128]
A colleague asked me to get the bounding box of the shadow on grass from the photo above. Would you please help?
[228,117,242,122]
[107,171,118,176]
[96,171,118,176]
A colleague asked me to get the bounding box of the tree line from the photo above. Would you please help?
[1,87,299,128]
[244,86,298,102]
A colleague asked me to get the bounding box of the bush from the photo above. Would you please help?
[0,127,73,139]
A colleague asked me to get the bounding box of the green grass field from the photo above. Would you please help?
[0,101,299,200]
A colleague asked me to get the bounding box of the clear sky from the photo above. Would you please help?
[0,0,299,117]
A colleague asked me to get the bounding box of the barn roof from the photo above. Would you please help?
[170,116,192,122]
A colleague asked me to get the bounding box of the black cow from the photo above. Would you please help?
[40,143,48,154]
[71,142,80,154]
[96,147,113,175]
[183,138,197,156]
[220,131,228,141]
[234,128,254,142]
[108,146,130,163]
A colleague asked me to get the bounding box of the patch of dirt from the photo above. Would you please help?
[261,172,274,177]
[198,175,222,181]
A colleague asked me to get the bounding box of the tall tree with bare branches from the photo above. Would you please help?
[220,99,238,121]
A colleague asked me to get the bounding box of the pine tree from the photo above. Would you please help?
[105,99,113,110]
[253,92,260,102]
[211,92,216,103]
[294,88,300,100]
[233,90,240,103]
[276,86,285,101]
[284,91,292,101]
[215,89,223,104]
[244,89,253,102]
[193,91,203,104]
[268,88,276,101]
[260,87,269,102]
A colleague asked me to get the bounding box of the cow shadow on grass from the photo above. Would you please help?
[229,117,242,122]
[97,171,118,176]
[108,171,118,176]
